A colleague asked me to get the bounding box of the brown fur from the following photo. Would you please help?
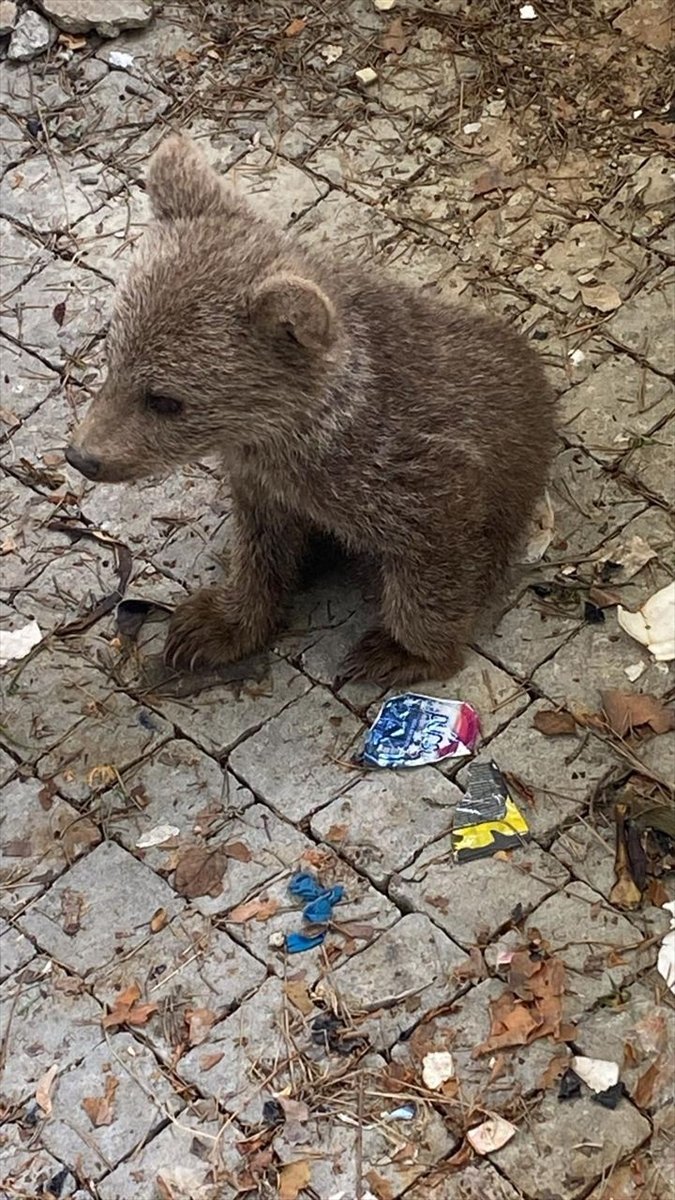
[66,135,557,685]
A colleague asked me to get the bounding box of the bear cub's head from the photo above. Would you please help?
[66,135,341,483]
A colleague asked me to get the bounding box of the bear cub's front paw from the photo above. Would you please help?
[164,589,262,673]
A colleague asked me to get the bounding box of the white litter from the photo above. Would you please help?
[108,50,134,69]
[520,489,555,563]
[612,533,657,581]
[463,121,482,135]
[422,1051,455,1090]
[568,348,585,366]
[321,43,343,64]
[467,1114,517,1154]
[355,66,378,85]
[519,4,537,18]
[617,581,675,662]
[373,0,396,8]
[624,661,647,682]
[136,824,180,849]
[570,1055,620,1093]
[657,900,675,995]
[0,619,42,666]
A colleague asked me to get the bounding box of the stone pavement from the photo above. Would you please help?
[1,1,674,1197]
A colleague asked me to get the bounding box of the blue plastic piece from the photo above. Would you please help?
[285,875,346,953]
[286,930,326,954]
[303,886,345,925]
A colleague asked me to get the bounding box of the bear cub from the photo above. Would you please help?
[66,135,557,685]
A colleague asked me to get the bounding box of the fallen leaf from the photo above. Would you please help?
[228,895,279,923]
[200,1050,224,1071]
[279,1159,311,1199]
[58,32,87,50]
[335,920,376,941]
[185,1007,217,1047]
[2,838,33,857]
[174,46,197,65]
[284,978,314,1015]
[278,1096,310,1123]
[173,846,228,899]
[284,16,306,36]
[52,300,66,327]
[35,1064,59,1116]
[634,1061,661,1109]
[589,585,623,608]
[381,16,407,53]
[520,489,555,563]
[471,166,512,195]
[60,888,85,936]
[601,690,675,738]
[364,1170,395,1200]
[581,282,622,312]
[82,1074,118,1127]
[533,709,577,736]
[223,840,252,862]
[1,535,17,553]
[103,983,159,1030]
[325,823,348,843]
[150,907,168,933]
[467,1114,517,1154]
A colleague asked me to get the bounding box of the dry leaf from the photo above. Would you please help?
[533,709,577,736]
[472,166,512,195]
[325,823,348,843]
[150,907,168,933]
[2,838,33,857]
[284,978,314,1015]
[279,1096,310,1123]
[381,16,407,54]
[60,888,85,936]
[82,1074,118,1127]
[336,920,376,941]
[581,282,622,312]
[601,690,675,738]
[634,1061,660,1109]
[58,32,87,50]
[35,1064,59,1116]
[103,983,159,1030]
[223,840,252,862]
[284,16,306,36]
[228,895,279,923]
[173,846,228,899]
[589,585,623,608]
[174,46,197,65]
[185,1006,218,1047]
[364,1170,395,1200]
[52,300,66,327]
[279,1159,311,1199]
[200,1050,224,1071]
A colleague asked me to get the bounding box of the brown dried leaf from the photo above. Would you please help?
[533,709,577,736]
[325,822,348,843]
[279,1159,311,1200]
[200,1050,224,1071]
[601,690,675,738]
[223,840,252,862]
[381,16,407,54]
[228,895,279,923]
[284,978,314,1015]
[336,921,376,941]
[52,301,66,327]
[278,1096,310,1123]
[58,32,87,50]
[35,1064,59,1116]
[284,16,306,37]
[634,1061,661,1109]
[103,983,159,1030]
[82,1074,118,1127]
[472,166,512,195]
[581,282,622,312]
[364,1169,395,1200]
[2,838,33,857]
[589,585,623,608]
[185,1006,217,1047]
[173,846,228,899]
[150,906,168,933]
[60,888,85,936]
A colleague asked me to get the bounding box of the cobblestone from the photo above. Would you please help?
[1,4,673,1195]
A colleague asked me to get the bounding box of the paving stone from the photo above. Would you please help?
[383,232,475,306]
[220,843,400,973]
[296,189,401,261]
[513,881,655,1017]
[377,25,458,120]
[92,909,265,1065]
[55,69,171,160]
[325,913,469,1051]
[0,478,76,595]
[37,689,171,804]
[0,109,27,174]
[41,1032,181,1180]
[0,777,101,916]
[620,416,675,508]
[7,8,55,61]
[559,356,674,464]
[391,837,569,950]
[229,686,365,822]
[0,152,123,233]
[58,183,151,280]
[0,340,60,429]
[635,727,675,785]
[2,381,93,481]
[311,767,460,887]
[600,153,675,241]
[545,447,646,561]
[576,504,675,611]
[533,618,673,710]
[0,917,35,981]
[457,183,571,275]
[0,257,111,370]
[0,745,17,785]
[585,1104,675,1199]
[0,215,50,293]
[0,1124,77,1199]
[605,272,675,376]
[573,985,674,1112]
[153,656,311,759]
[404,1163,522,1200]
[18,840,183,975]
[272,1093,456,1198]
[97,1109,242,1200]
[38,0,154,37]
[0,957,104,1107]
[457,700,618,841]
[516,220,655,315]
[230,149,328,226]
[477,587,580,679]
[514,302,611,396]
[306,115,425,203]
[392,976,561,1117]
[550,819,616,900]
[495,1091,650,1199]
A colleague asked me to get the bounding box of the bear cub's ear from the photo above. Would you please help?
[146,134,232,222]
[250,274,336,352]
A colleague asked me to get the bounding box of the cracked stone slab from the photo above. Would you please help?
[376,25,458,120]
[311,767,460,887]
[230,150,328,227]
[219,842,400,973]
[324,913,469,1052]
[495,1091,650,1199]
[305,115,426,203]
[572,985,674,1112]
[545,447,645,562]
[40,1032,181,1181]
[0,957,104,1107]
[92,909,265,1065]
[514,302,611,396]
[58,183,151,280]
[390,837,569,950]
[605,272,675,375]
[18,840,183,975]
[1,260,111,372]
[2,382,91,481]
[0,342,60,431]
[228,686,364,822]
[0,216,50,294]
[532,616,673,709]
[0,479,77,595]
[0,777,101,916]
[152,656,311,758]
[600,153,674,241]
[0,746,17,786]
[0,1124,76,1199]
[457,700,617,841]
[36,690,172,804]
[407,650,529,748]
[405,1163,522,1200]
[296,190,400,261]
[97,1108,243,1200]
[0,917,35,981]
[559,356,673,464]
[55,69,170,159]
[457,183,571,275]
[585,1106,675,1200]
[550,819,616,900]
[477,587,580,680]
[0,152,124,233]
[620,416,675,508]
[574,504,675,611]
[37,0,154,37]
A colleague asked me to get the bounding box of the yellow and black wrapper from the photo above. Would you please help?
[452,759,529,864]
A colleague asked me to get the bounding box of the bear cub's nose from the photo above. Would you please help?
[65,445,101,480]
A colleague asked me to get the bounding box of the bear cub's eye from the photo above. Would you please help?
[145,392,183,416]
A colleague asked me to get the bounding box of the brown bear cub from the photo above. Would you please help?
[66,135,556,685]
